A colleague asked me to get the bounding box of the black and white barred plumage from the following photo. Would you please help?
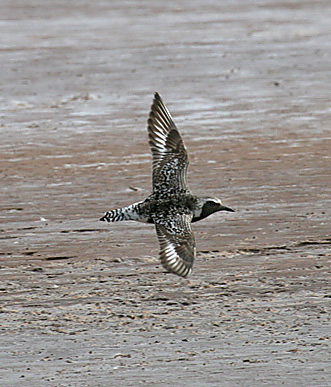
[100,93,234,278]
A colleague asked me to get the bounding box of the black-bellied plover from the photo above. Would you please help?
[100,93,234,277]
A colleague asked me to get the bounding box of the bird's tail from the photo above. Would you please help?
[100,202,147,223]
[100,208,128,222]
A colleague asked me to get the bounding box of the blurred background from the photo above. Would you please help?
[1,1,330,386]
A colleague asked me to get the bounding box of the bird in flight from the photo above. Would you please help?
[100,93,234,277]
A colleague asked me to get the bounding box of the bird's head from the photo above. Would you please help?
[192,197,234,222]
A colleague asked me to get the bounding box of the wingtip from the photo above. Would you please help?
[151,92,161,110]
[163,267,192,278]
[153,92,162,102]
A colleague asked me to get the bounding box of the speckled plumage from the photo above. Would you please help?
[100,93,234,277]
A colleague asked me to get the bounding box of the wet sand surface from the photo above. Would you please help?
[1,1,331,386]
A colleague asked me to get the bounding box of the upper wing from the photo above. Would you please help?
[148,92,189,195]
[154,213,195,278]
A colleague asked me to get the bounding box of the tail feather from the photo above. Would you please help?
[100,209,125,222]
[100,201,148,223]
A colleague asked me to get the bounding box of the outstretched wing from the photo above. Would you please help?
[148,92,189,195]
[154,213,195,278]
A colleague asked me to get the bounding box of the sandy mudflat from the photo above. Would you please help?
[0,1,330,386]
